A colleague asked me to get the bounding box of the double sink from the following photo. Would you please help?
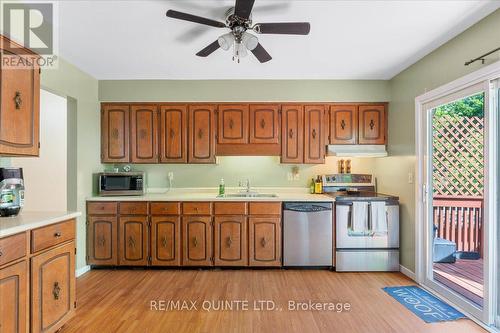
[217,192,278,198]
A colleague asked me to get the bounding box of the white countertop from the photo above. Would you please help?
[87,187,335,203]
[0,211,82,238]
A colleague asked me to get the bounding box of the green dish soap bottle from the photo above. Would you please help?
[219,178,225,196]
[309,178,315,194]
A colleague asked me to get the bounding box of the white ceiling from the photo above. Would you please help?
[58,0,500,80]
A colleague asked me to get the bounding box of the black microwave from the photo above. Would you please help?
[98,172,144,196]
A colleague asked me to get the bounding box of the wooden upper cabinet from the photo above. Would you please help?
[130,105,158,163]
[159,105,188,163]
[101,104,130,163]
[330,105,358,145]
[281,105,304,164]
[31,241,75,333]
[249,104,280,144]
[0,260,28,333]
[218,104,249,144]
[118,216,149,266]
[188,105,216,164]
[304,105,325,164]
[182,216,213,266]
[87,216,118,266]
[214,216,247,266]
[151,216,180,266]
[358,105,386,144]
[0,35,40,156]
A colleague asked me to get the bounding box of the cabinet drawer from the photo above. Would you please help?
[151,202,180,215]
[31,220,75,253]
[0,232,26,266]
[214,202,247,215]
[87,202,118,215]
[120,202,148,215]
[182,202,211,215]
[249,202,282,216]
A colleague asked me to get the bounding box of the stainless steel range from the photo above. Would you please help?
[322,174,400,272]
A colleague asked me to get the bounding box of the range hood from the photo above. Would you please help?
[326,145,388,158]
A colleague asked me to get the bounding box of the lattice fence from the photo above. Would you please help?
[432,115,484,196]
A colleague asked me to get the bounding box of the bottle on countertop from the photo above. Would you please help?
[309,178,315,194]
[314,176,323,194]
[338,159,345,174]
[219,178,225,196]
[345,159,352,174]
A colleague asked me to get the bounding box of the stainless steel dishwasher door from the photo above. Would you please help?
[283,202,333,266]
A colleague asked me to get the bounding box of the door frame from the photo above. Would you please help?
[415,60,500,325]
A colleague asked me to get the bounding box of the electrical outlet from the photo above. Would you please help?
[408,172,414,184]
[168,172,174,181]
[287,172,293,181]
[293,173,300,181]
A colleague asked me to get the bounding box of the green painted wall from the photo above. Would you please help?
[375,9,500,271]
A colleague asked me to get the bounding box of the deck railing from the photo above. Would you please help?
[433,196,483,256]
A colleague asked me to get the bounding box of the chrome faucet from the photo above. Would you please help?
[239,179,251,193]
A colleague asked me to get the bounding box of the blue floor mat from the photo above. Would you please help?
[383,286,466,323]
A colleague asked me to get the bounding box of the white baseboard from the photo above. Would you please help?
[399,265,416,281]
[76,265,91,278]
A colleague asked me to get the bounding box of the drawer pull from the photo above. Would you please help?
[226,236,232,247]
[229,119,234,129]
[260,237,267,247]
[54,232,62,238]
[128,236,135,248]
[260,119,266,129]
[98,236,106,247]
[53,282,61,300]
[161,236,168,248]
[0,249,3,257]
[340,119,346,130]
[369,119,375,130]
[312,128,317,139]
[193,237,198,247]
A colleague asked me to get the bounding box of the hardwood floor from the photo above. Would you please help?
[61,269,485,333]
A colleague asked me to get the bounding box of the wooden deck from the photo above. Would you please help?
[433,259,483,307]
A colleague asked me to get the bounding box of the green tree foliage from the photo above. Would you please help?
[434,93,484,117]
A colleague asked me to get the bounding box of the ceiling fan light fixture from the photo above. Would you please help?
[242,32,258,51]
[218,32,235,51]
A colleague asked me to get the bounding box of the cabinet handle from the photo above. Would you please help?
[53,282,61,300]
[226,236,232,247]
[312,129,317,139]
[139,129,147,139]
[161,236,168,248]
[0,249,3,257]
[169,128,175,139]
[260,237,267,247]
[193,237,198,247]
[289,129,293,138]
[260,119,265,129]
[54,231,62,238]
[112,128,119,139]
[229,119,234,129]
[340,120,346,130]
[197,129,203,139]
[128,236,135,248]
[14,91,22,109]
[369,119,375,130]
[98,236,105,247]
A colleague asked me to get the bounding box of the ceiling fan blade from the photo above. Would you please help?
[166,10,226,28]
[196,40,221,57]
[251,43,272,63]
[234,0,255,20]
[254,22,311,35]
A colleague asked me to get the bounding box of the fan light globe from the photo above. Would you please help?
[218,33,235,51]
[242,32,258,51]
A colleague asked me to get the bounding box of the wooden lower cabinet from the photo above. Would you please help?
[31,241,75,333]
[0,260,28,333]
[249,217,281,267]
[87,216,118,266]
[214,216,247,266]
[182,216,213,266]
[151,216,180,266]
[119,216,149,266]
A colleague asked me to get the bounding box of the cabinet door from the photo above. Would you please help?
[87,216,117,266]
[0,45,40,156]
[182,216,212,266]
[249,104,280,144]
[151,216,180,266]
[249,217,281,267]
[130,105,158,163]
[101,104,130,163]
[358,105,386,144]
[119,216,149,266]
[281,105,304,163]
[0,260,28,333]
[214,216,247,266]
[217,104,249,144]
[304,105,325,164]
[188,105,216,163]
[329,105,358,144]
[159,105,188,163]
[31,241,75,333]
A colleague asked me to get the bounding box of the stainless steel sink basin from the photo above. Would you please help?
[217,193,278,198]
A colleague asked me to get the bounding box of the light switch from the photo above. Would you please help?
[408,172,414,184]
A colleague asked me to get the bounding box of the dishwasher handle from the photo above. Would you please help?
[283,202,332,212]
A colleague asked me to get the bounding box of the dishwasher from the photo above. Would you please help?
[283,202,333,267]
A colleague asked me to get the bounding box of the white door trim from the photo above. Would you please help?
[415,60,500,325]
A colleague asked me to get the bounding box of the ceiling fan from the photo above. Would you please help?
[166,0,311,63]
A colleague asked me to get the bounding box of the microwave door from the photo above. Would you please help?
[102,176,131,191]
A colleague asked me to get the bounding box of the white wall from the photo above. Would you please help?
[11,90,67,211]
